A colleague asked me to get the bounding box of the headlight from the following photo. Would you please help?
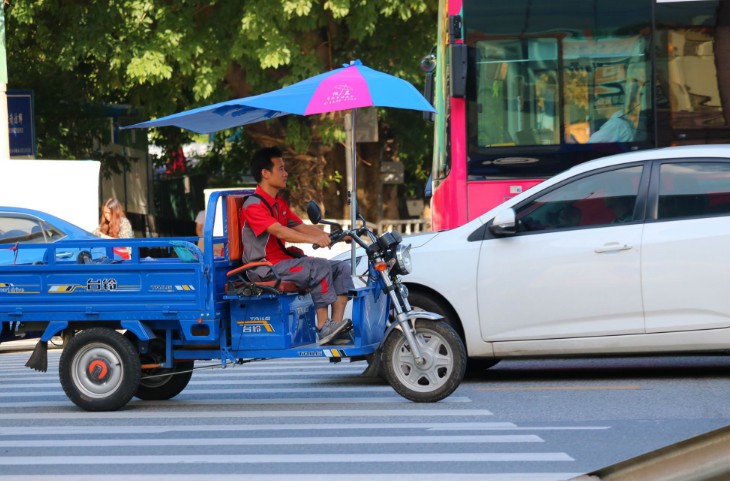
[394,243,412,275]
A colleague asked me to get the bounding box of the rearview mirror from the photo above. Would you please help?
[306,201,322,224]
[489,208,517,236]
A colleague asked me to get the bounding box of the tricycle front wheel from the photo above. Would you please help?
[382,319,466,402]
[59,328,141,411]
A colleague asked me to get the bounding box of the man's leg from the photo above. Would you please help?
[330,295,348,323]
[274,258,350,344]
[328,260,355,323]
[316,306,329,329]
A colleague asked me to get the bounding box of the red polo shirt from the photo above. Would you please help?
[241,186,303,264]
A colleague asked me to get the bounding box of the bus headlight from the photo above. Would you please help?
[394,244,412,275]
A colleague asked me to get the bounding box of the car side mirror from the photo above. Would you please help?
[306,201,322,224]
[489,208,517,236]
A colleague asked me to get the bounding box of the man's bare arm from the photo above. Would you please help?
[267,222,331,247]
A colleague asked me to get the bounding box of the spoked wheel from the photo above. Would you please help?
[136,361,194,401]
[59,328,141,411]
[408,291,501,375]
[382,319,466,402]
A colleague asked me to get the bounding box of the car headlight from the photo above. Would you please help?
[394,243,412,275]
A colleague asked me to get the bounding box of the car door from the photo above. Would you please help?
[477,163,647,342]
[642,159,730,333]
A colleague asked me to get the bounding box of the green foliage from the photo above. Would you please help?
[5,0,437,211]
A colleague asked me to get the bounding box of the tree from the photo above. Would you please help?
[6,0,437,219]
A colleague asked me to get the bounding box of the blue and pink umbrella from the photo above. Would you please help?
[126,60,435,264]
[125,60,435,133]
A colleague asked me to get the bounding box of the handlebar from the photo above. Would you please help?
[311,226,373,250]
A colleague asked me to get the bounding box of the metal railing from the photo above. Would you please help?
[292,217,431,259]
[321,218,431,235]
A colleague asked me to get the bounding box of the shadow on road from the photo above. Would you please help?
[465,355,730,382]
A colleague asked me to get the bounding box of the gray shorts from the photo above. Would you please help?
[253,257,354,308]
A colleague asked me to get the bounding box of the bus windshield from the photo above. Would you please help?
[465,0,654,179]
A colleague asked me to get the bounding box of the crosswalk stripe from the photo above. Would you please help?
[0,423,609,436]
[0,386,399,397]
[0,452,575,465]
[0,475,583,481]
[0,434,544,448]
[0,396,473,409]
[0,377,381,388]
[0,408,493,420]
[0,422,519,436]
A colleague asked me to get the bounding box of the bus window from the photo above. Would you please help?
[655,0,727,145]
[474,38,560,148]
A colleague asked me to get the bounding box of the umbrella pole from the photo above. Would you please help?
[346,109,357,276]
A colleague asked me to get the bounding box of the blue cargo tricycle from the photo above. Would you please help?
[0,191,466,411]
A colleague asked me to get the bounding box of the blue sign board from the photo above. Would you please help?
[7,89,35,157]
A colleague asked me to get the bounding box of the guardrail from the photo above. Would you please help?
[321,218,431,235]
[292,218,431,259]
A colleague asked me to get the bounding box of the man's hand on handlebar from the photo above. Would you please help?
[312,230,332,248]
[312,229,352,249]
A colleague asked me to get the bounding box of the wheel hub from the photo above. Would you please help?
[86,359,111,384]
[413,345,435,370]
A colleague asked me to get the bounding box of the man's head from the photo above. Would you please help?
[251,147,288,191]
[251,147,283,183]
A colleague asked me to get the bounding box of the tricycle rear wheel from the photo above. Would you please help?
[59,328,141,411]
[382,319,466,402]
[136,361,194,400]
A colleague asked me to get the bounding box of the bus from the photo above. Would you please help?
[426,0,730,231]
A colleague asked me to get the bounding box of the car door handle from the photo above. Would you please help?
[594,242,633,254]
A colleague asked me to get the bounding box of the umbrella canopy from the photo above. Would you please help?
[124,60,435,134]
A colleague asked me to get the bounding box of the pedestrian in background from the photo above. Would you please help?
[195,208,205,251]
[93,198,134,239]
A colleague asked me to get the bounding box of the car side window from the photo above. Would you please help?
[0,216,45,244]
[516,165,643,232]
[657,162,730,220]
[0,215,49,265]
[40,221,67,241]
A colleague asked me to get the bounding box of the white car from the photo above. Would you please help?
[400,145,730,372]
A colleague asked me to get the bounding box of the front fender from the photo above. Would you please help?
[380,309,444,347]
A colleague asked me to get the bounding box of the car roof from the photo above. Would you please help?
[0,206,93,237]
[572,144,730,173]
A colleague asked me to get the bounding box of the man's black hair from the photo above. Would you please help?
[251,147,283,183]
